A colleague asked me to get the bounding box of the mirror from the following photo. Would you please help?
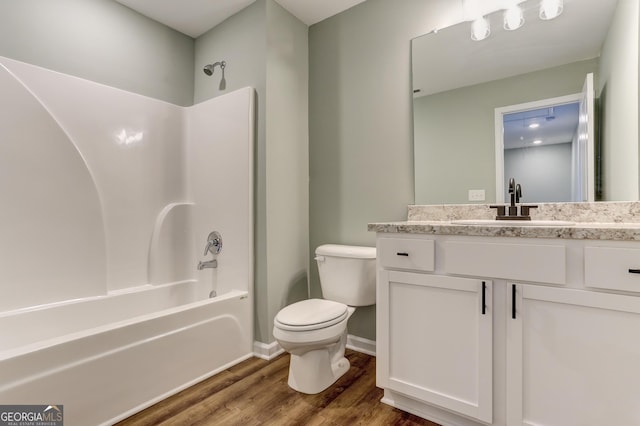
[412,0,638,205]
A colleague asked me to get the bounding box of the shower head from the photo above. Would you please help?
[203,61,226,76]
[203,60,227,91]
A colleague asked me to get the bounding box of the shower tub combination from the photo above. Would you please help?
[0,284,252,424]
[0,57,255,425]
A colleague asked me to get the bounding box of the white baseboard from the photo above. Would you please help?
[346,334,376,356]
[253,340,284,360]
[253,334,376,360]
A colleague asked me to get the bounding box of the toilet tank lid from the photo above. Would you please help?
[315,244,376,259]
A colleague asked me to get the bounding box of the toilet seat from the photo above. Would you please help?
[274,299,348,332]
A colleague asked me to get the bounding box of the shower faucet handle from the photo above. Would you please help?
[203,231,223,255]
[203,242,212,256]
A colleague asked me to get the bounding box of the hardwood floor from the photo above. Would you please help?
[117,349,439,426]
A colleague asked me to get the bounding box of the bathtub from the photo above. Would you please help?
[0,280,253,425]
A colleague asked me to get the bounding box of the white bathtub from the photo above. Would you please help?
[0,280,253,425]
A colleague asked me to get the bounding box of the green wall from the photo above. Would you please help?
[264,1,310,344]
[598,0,639,201]
[308,0,456,341]
[194,1,266,104]
[0,0,194,106]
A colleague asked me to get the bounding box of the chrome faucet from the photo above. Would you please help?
[198,259,217,270]
[203,231,222,256]
[197,231,222,270]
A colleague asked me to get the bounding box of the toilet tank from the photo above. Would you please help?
[315,244,376,306]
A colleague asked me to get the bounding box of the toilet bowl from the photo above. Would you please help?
[273,244,376,394]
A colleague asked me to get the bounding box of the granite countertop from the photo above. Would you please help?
[368,202,640,241]
[367,220,640,241]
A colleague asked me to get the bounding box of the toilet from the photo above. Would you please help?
[273,244,376,394]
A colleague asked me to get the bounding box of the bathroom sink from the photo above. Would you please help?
[450,219,575,227]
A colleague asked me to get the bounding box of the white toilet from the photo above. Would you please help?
[273,244,376,394]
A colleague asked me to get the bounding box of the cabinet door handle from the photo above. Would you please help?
[512,284,517,319]
[481,281,486,315]
[629,269,640,274]
[396,252,409,257]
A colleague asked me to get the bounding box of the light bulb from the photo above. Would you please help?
[540,0,563,20]
[471,16,490,41]
[504,6,524,30]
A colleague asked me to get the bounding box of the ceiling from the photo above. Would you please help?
[114,0,368,38]
[504,103,580,150]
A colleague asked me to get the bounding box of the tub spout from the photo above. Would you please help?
[197,259,217,270]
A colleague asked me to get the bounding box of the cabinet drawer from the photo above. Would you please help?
[378,238,435,272]
[585,247,640,293]
[444,241,566,284]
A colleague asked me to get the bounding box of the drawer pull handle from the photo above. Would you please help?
[629,269,640,274]
[512,284,517,319]
[481,281,486,315]
[396,252,409,257]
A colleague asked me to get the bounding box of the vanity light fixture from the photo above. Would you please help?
[471,16,491,41]
[469,0,563,41]
[540,0,563,20]
[504,5,524,30]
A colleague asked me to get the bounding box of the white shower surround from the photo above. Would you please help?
[0,57,254,424]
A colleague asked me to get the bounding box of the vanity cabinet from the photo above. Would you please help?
[377,270,493,423]
[507,283,640,426]
[375,232,640,426]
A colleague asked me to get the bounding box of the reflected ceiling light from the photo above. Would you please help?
[533,139,543,144]
[504,5,524,30]
[115,129,144,146]
[580,112,589,123]
[528,123,540,129]
[540,0,563,20]
[471,16,491,41]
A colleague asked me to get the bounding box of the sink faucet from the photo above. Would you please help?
[508,178,518,216]
[490,178,537,220]
[509,178,516,207]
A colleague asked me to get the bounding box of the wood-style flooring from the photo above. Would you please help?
[117,349,440,426]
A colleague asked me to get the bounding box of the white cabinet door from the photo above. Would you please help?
[507,284,640,426]
[378,270,493,423]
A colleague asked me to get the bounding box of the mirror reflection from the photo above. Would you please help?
[412,0,638,205]
[502,100,583,203]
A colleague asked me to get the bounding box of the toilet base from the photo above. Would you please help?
[274,307,357,394]
[288,349,350,394]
